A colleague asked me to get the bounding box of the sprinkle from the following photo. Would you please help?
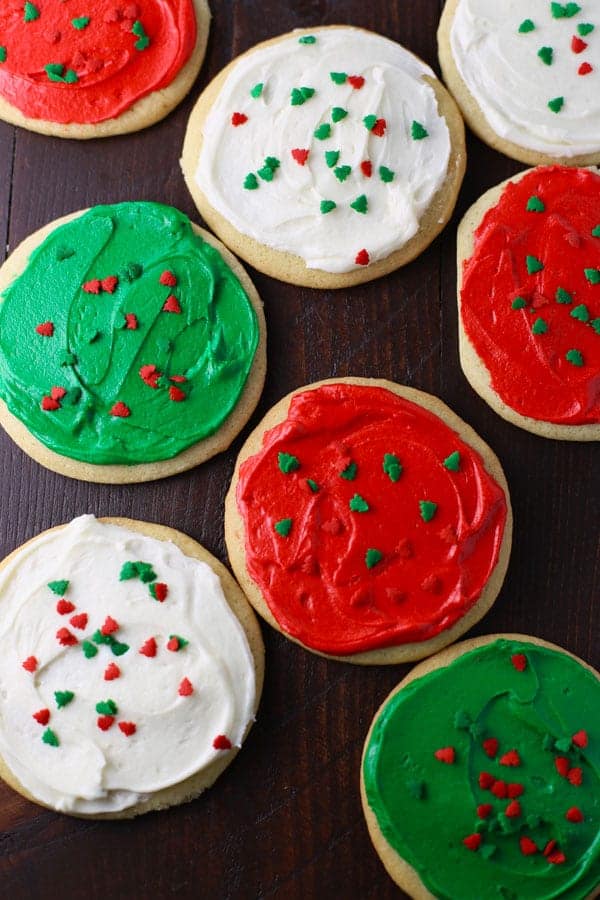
[149,582,168,602]
[56,628,77,647]
[532,317,548,335]
[265,157,280,172]
[119,721,137,736]
[139,364,161,389]
[167,635,189,652]
[544,840,558,857]
[83,279,102,294]
[104,663,120,681]
[41,396,60,412]
[551,2,581,16]
[97,715,115,731]
[477,803,493,819]
[572,730,588,748]
[42,728,59,748]
[578,23,595,36]
[571,35,587,53]
[556,736,572,752]
[350,195,368,214]
[411,121,428,140]
[505,800,522,818]
[571,304,590,323]
[307,479,319,493]
[365,548,383,569]
[179,678,194,697]
[170,375,187,384]
[483,738,499,758]
[508,783,524,798]
[162,295,182,313]
[526,255,544,274]
[347,75,365,89]
[591,318,600,334]
[100,617,119,636]
[419,500,437,522]
[340,461,357,480]
[250,82,264,98]
[274,518,292,537]
[518,19,535,32]
[330,72,347,84]
[355,249,370,266]
[520,837,538,855]
[379,166,395,183]
[111,642,129,657]
[131,19,150,50]
[54,691,74,709]
[325,150,340,168]
[56,599,75,615]
[463,834,481,852]
[125,313,138,330]
[0,48,6,64]
[491,780,508,799]
[548,97,564,113]
[566,349,584,366]
[361,161,372,177]
[213,734,232,750]
[349,494,369,513]
[334,165,352,182]
[258,165,275,182]
[110,402,130,417]
[527,195,545,212]
[406,779,425,800]
[159,270,177,287]
[556,287,573,304]
[578,61,593,74]
[434,746,455,764]
[566,806,584,822]
[537,46,554,65]
[479,771,495,789]
[96,699,118,716]
[511,653,527,671]
[33,709,50,726]
[548,850,567,865]
[568,767,583,786]
[443,451,461,471]
[244,173,259,190]
[69,614,88,630]
[51,386,67,402]
[298,35,316,44]
[363,115,377,131]
[169,386,186,402]
[555,756,570,777]
[291,148,309,165]
[36,322,54,337]
[372,118,386,136]
[278,452,300,473]
[314,123,331,140]
[139,638,157,658]
[331,107,347,123]
[82,640,98,658]
[320,200,336,214]
[72,16,90,29]
[24,3,40,22]
[120,560,156,583]
[120,261,143,281]
[383,453,402,481]
[584,267,600,284]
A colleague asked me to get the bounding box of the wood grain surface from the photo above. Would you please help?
[0,2,598,898]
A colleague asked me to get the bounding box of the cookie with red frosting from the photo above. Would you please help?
[458,165,600,440]
[225,378,512,664]
[0,1,210,137]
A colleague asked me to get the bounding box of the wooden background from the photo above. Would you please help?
[0,2,597,898]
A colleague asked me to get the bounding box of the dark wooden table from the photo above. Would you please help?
[0,2,597,898]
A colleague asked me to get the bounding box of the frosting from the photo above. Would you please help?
[0,1,196,124]
[363,638,600,899]
[195,28,451,273]
[0,202,259,465]
[236,383,508,656]
[461,166,600,426]
[450,0,600,158]
[0,515,256,814]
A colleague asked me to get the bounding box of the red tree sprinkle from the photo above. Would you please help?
[511,653,527,671]
[568,767,583,786]
[571,36,587,53]
[56,627,78,646]
[231,112,248,126]
[110,402,131,417]
[51,386,67,401]
[104,663,121,681]
[33,709,50,725]
[167,637,180,652]
[41,396,60,412]
[505,800,521,818]
[125,313,138,330]
[566,806,584,822]
[355,249,370,266]
[478,772,495,790]
[491,780,508,799]
[462,834,481,852]
[213,734,232,750]
[499,750,521,767]
[291,148,309,165]
[520,837,538,856]
[139,364,161,388]
[162,295,182,314]
[548,850,566,865]
[544,840,557,857]
[360,160,372,177]
[101,616,119,635]
[578,62,593,75]
[139,637,157,658]
[22,656,38,673]
[572,729,588,748]
[119,721,137,736]
[555,756,570,777]
[348,75,365,89]
[69,613,88,630]
[36,322,54,337]
[434,746,455,764]
[169,386,186,402]
[170,375,187,384]
[179,678,193,697]
[477,803,492,819]
[153,582,168,602]
[483,738,499,758]
[83,279,102,294]
[56,599,75,615]
[101,276,118,293]
[507,783,524,798]
[159,270,177,287]
[371,118,386,137]
[97,715,115,731]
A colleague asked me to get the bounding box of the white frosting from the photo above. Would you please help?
[195,28,451,273]
[0,516,256,814]
[450,0,600,157]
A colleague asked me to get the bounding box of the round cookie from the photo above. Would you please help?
[181,26,466,289]
[0,514,264,818]
[225,378,512,665]
[0,0,210,138]
[361,634,600,899]
[458,165,600,440]
[0,202,266,482]
[438,0,600,166]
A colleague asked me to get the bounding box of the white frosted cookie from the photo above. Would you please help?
[438,0,600,166]
[182,26,466,288]
[0,516,264,818]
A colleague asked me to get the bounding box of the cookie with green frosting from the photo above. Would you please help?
[361,634,600,899]
[0,202,266,482]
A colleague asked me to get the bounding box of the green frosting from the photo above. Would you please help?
[363,639,600,899]
[0,203,259,464]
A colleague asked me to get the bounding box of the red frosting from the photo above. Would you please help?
[0,1,196,124]
[236,384,508,655]
[461,166,600,426]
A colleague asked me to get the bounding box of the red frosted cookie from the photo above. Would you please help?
[225,378,512,664]
[458,165,600,440]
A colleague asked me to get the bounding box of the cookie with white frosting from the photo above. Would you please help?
[438,0,600,166]
[0,515,264,818]
[181,26,466,288]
